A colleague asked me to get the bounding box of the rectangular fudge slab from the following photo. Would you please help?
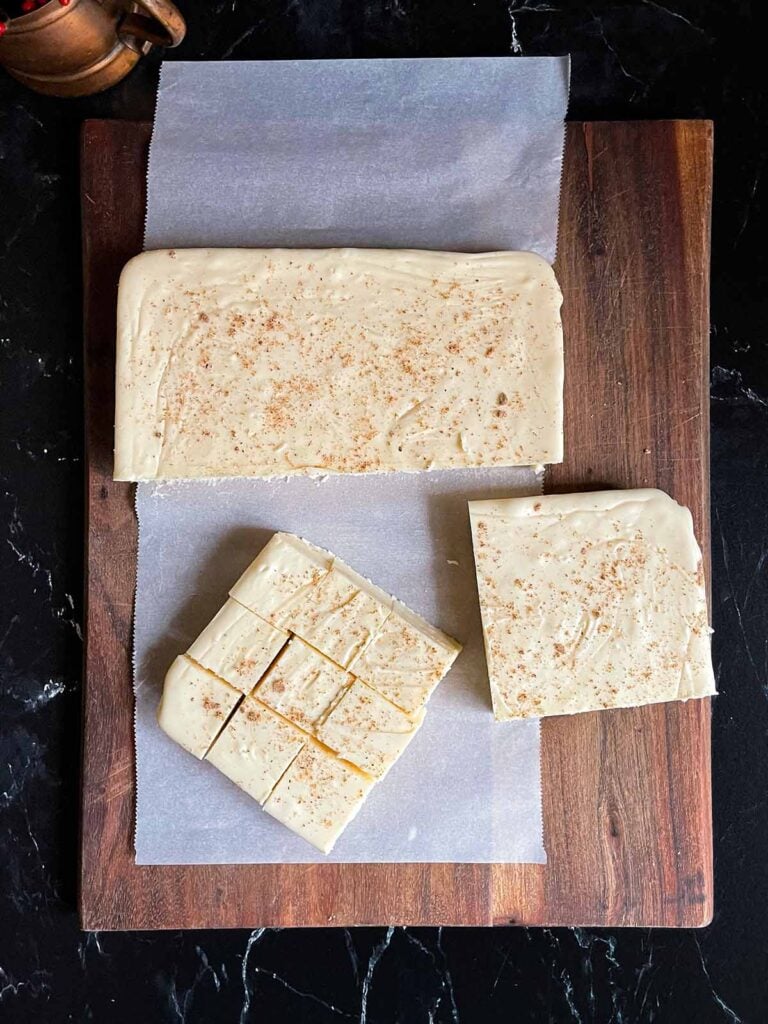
[157,655,242,758]
[316,680,425,779]
[468,488,717,721]
[253,637,353,733]
[263,740,375,855]
[205,696,306,804]
[114,248,563,480]
[186,598,288,693]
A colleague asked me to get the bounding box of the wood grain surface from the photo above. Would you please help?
[80,119,713,930]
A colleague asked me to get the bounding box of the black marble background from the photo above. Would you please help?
[1,2,766,1021]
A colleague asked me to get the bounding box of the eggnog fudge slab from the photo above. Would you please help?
[469,488,716,721]
[114,247,563,480]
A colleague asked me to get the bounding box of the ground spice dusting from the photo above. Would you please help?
[159,533,461,851]
[469,490,716,722]
[115,249,562,480]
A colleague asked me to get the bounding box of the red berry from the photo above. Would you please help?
[59,0,71,5]
[0,21,7,35]
[22,0,35,10]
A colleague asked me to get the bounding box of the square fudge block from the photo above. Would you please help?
[229,533,331,623]
[254,637,352,733]
[158,531,466,854]
[187,598,288,694]
[316,680,425,779]
[157,655,242,758]
[349,605,462,713]
[205,696,306,804]
[279,564,392,668]
[263,739,374,854]
[468,488,717,721]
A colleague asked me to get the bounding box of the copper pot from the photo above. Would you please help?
[0,0,185,97]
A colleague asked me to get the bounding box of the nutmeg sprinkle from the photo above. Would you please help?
[114,248,563,481]
[468,489,716,721]
[157,531,463,853]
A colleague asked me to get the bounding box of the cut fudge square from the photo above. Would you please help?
[349,605,462,713]
[229,532,331,623]
[316,679,425,779]
[205,696,306,804]
[253,636,352,733]
[157,655,242,758]
[468,488,717,721]
[263,739,374,854]
[187,598,288,694]
[279,564,392,668]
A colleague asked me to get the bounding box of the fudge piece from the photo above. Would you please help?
[187,598,288,693]
[205,696,306,804]
[349,604,462,713]
[157,655,241,758]
[229,533,331,622]
[280,565,392,668]
[263,740,375,854]
[253,637,352,733]
[468,488,717,721]
[316,680,425,779]
[114,248,564,481]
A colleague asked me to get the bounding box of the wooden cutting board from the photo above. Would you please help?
[80,119,713,929]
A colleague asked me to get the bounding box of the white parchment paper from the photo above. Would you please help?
[145,58,569,259]
[134,57,569,864]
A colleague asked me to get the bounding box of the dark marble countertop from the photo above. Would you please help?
[1,2,766,1021]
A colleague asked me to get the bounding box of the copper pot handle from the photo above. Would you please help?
[119,0,186,50]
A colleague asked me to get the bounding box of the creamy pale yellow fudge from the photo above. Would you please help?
[205,697,306,804]
[254,637,352,733]
[229,533,331,621]
[316,680,425,779]
[278,565,392,668]
[157,531,462,852]
[349,604,462,713]
[263,740,374,854]
[186,598,288,693]
[114,248,563,480]
[468,488,717,721]
[158,655,241,758]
